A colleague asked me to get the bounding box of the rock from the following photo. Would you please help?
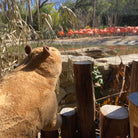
[61,47,116,58]
[58,55,94,108]
[61,55,94,88]
[57,51,138,109]
[56,87,67,104]
[95,54,138,65]
[63,93,76,105]
[65,85,75,94]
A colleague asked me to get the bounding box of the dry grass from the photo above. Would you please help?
[0,2,38,79]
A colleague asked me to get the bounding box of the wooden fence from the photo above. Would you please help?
[40,61,96,138]
[40,60,138,138]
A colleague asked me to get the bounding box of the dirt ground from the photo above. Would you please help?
[52,35,138,46]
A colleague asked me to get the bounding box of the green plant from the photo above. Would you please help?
[92,65,103,99]
[92,65,103,86]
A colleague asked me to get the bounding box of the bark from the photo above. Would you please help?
[28,0,33,26]
[73,61,96,138]
[92,0,96,28]
[1,0,9,21]
[36,0,40,30]
[33,0,48,19]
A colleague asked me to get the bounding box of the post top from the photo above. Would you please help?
[74,61,93,65]
[133,59,138,62]
[128,92,138,106]
[100,104,129,119]
[60,107,76,116]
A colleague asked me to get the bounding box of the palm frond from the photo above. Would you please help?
[58,5,80,29]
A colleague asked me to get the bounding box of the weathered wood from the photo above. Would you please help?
[100,104,129,138]
[73,61,96,138]
[41,130,59,138]
[128,92,138,138]
[60,107,78,138]
[129,60,138,94]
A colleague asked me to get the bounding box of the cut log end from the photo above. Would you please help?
[128,92,138,106]
[100,105,129,138]
[133,60,138,62]
[60,107,76,116]
[100,104,129,120]
[60,107,78,138]
[74,61,93,65]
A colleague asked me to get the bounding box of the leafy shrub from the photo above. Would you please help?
[92,65,103,99]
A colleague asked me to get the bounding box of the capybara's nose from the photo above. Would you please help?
[43,46,50,56]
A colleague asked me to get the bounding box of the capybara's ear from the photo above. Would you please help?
[25,45,32,54]
[43,46,50,57]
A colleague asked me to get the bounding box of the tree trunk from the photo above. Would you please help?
[28,0,33,26]
[1,0,9,21]
[36,0,40,30]
[33,0,48,19]
[114,0,118,26]
[92,0,96,28]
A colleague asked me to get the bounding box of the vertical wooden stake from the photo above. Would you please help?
[129,60,138,94]
[41,130,59,138]
[128,92,138,138]
[100,105,129,138]
[73,61,96,138]
[60,107,78,138]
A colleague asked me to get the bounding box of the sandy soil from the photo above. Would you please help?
[52,35,138,46]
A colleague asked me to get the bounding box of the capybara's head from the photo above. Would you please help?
[17,45,62,78]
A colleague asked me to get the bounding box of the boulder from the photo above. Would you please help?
[61,55,94,87]
[61,47,117,58]
[57,53,138,108]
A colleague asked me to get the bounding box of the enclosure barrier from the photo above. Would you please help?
[129,60,138,94]
[40,60,138,138]
[73,61,96,138]
[100,105,129,138]
[60,107,78,138]
[41,130,59,138]
[41,107,78,138]
[41,61,96,138]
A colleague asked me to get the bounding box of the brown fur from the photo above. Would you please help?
[0,46,62,138]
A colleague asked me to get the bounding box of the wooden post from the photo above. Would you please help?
[129,60,138,94]
[41,130,59,138]
[60,107,78,138]
[73,61,96,138]
[100,105,129,138]
[128,92,138,138]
